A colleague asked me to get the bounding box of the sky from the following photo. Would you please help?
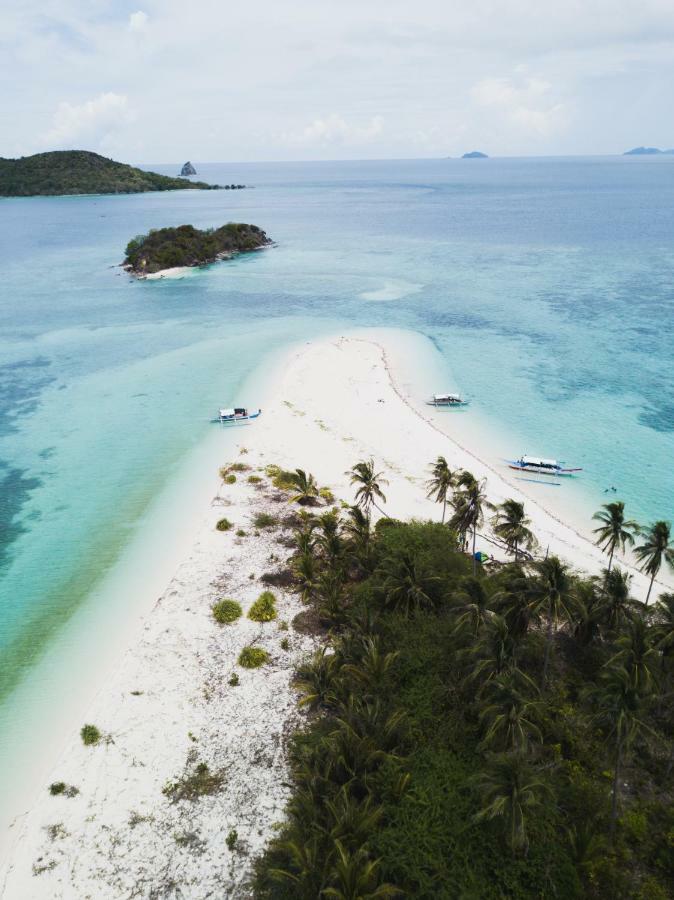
[2,0,674,163]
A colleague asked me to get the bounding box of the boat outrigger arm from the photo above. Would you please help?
[218,407,262,423]
[508,456,582,477]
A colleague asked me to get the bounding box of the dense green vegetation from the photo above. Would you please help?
[254,458,674,899]
[0,150,220,197]
[124,222,271,274]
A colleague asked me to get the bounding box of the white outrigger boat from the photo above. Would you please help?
[427,393,469,407]
[508,455,582,477]
[218,406,261,424]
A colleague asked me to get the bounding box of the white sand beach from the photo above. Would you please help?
[1,329,667,898]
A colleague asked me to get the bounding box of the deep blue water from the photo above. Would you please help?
[1,154,673,702]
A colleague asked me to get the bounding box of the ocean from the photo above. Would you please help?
[1,155,673,823]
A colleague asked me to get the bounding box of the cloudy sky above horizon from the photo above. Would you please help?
[2,0,674,164]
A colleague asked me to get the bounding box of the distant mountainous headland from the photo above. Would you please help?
[123,223,271,276]
[0,150,223,197]
[180,161,197,176]
[623,146,674,156]
[461,151,489,159]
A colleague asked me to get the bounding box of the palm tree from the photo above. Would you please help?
[493,574,534,641]
[474,752,551,855]
[294,551,318,604]
[426,456,455,524]
[570,579,604,646]
[653,592,674,674]
[322,840,401,898]
[452,576,493,638]
[492,499,537,561]
[585,665,656,837]
[635,520,674,604]
[317,510,345,569]
[347,459,388,516]
[528,556,574,685]
[376,552,440,617]
[289,468,319,505]
[592,501,639,575]
[342,636,399,696]
[461,613,519,684]
[294,647,343,710]
[478,671,543,753]
[343,506,373,572]
[449,470,493,575]
[608,618,660,695]
[600,567,637,634]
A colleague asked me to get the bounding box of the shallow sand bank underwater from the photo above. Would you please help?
[1,328,668,897]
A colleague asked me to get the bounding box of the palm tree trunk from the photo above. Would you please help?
[610,741,623,840]
[514,538,519,561]
[442,498,446,525]
[472,526,477,575]
[607,545,614,576]
[542,617,554,685]
[645,571,656,605]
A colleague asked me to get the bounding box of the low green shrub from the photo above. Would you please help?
[254,512,278,529]
[247,475,262,484]
[224,474,237,485]
[216,518,233,532]
[80,724,101,746]
[248,591,277,622]
[319,487,334,502]
[227,828,238,851]
[163,761,225,803]
[265,466,296,490]
[238,646,269,668]
[49,782,78,797]
[280,637,290,651]
[229,673,240,686]
[212,599,243,624]
[235,528,247,537]
[228,462,250,472]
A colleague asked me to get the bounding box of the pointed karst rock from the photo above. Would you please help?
[181,161,197,176]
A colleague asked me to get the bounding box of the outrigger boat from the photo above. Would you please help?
[508,456,582,477]
[218,406,261,424]
[427,393,469,407]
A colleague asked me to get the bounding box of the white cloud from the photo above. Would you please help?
[128,11,149,32]
[42,92,135,150]
[471,75,569,138]
[282,114,384,146]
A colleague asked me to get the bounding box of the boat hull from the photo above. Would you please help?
[426,400,469,407]
[217,409,262,424]
[507,463,579,477]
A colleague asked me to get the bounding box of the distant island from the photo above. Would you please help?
[0,150,221,197]
[180,161,197,176]
[123,223,271,276]
[623,146,674,156]
[462,151,488,159]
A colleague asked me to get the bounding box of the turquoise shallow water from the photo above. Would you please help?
[1,156,673,803]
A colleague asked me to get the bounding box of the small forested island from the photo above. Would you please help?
[623,146,674,156]
[180,161,197,176]
[462,150,489,158]
[0,150,220,197]
[123,223,271,275]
